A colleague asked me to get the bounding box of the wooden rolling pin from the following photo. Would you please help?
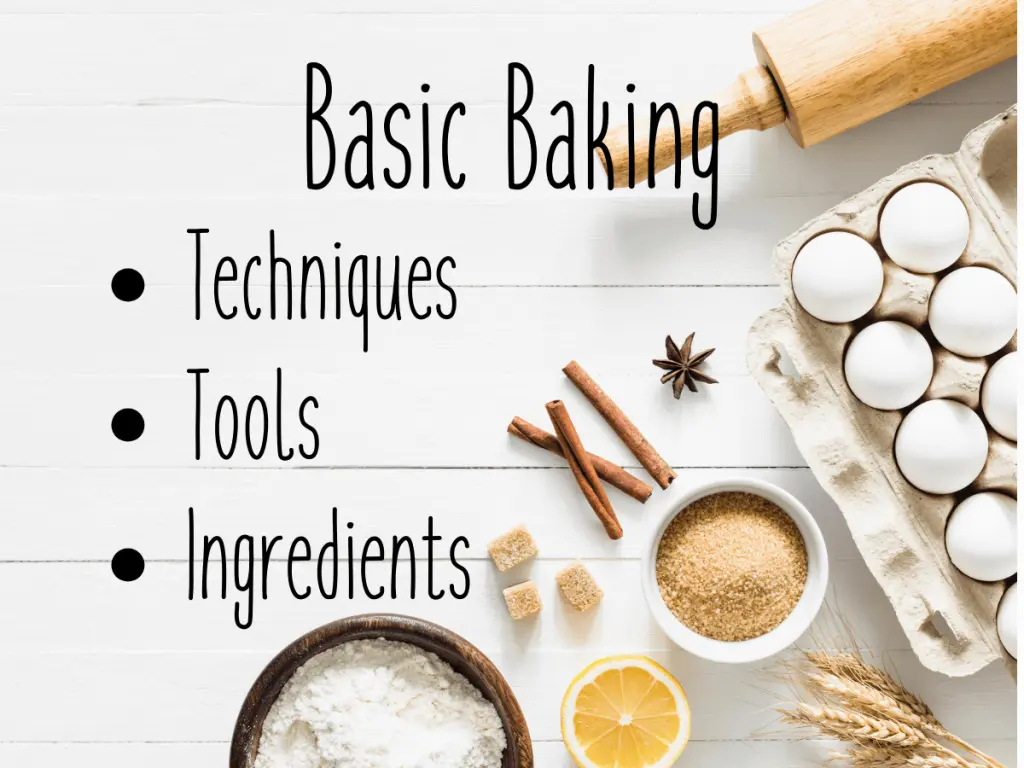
[603,0,1017,187]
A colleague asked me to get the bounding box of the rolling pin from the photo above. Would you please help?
[603,0,1017,187]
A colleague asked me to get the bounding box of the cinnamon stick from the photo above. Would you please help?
[563,360,677,490]
[507,417,653,503]
[545,400,623,540]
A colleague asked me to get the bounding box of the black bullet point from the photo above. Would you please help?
[111,548,145,582]
[111,268,145,302]
[111,408,145,442]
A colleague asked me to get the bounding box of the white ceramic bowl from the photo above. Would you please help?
[641,478,829,664]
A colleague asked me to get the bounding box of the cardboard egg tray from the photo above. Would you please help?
[747,107,1017,677]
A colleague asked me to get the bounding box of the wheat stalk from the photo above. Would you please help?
[830,746,985,768]
[809,673,929,728]
[782,702,928,747]
[803,651,935,723]
[801,652,1004,768]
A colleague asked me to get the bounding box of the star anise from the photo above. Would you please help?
[653,333,717,398]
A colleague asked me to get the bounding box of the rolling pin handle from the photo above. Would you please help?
[733,66,788,132]
[601,65,786,189]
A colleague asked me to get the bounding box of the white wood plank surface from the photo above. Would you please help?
[0,197,834,287]
[0,741,1015,768]
[1,285,779,373]
[0,2,1015,767]
[0,468,864,560]
[0,104,1008,199]
[0,560,924,653]
[0,373,804,468]
[0,650,1014,744]
[0,15,1013,107]
[0,1,914,13]
[0,466,986,654]
[0,284,810,468]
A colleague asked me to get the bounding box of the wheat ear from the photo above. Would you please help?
[804,651,935,723]
[830,746,985,768]
[783,703,927,747]
[803,653,1004,768]
[809,673,929,728]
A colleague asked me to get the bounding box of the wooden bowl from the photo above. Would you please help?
[230,613,533,768]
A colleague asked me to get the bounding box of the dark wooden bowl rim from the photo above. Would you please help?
[230,613,533,768]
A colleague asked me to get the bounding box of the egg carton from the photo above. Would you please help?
[747,107,1017,677]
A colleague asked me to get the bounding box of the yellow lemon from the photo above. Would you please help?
[561,655,690,768]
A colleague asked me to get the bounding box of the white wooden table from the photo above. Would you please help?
[0,2,1016,766]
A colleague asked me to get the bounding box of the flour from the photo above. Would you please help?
[254,638,506,768]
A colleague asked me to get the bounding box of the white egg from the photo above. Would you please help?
[928,267,1017,357]
[844,322,934,410]
[894,399,989,494]
[879,182,970,273]
[998,583,1017,659]
[945,493,1016,582]
[792,231,883,323]
[982,351,1017,441]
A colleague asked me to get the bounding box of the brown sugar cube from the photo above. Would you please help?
[487,525,538,572]
[556,561,604,612]
[503,581,542,620]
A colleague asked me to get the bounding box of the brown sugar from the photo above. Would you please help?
[556,561,603,612]
[503,581,543,620]
[487,525,538,572]
[655,491,808,642]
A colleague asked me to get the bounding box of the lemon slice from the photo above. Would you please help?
[561,655,690,768]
